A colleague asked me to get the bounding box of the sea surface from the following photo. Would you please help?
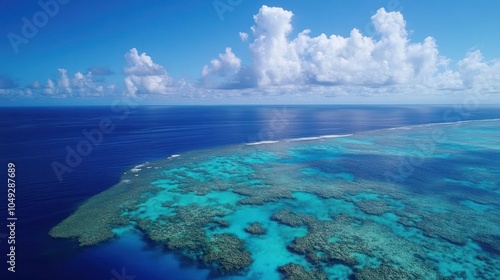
[0,105,499,279]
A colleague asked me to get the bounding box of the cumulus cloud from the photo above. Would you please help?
[57,69,72,94]
[203,5,500,96]
[123,48,174,96]
[457,51,500,90]
[201,47,242,88]
[246,6,448,87]
[43,79,56,95]
[239,32,248,42]
[36,69,115,97]
[249,6,301,87]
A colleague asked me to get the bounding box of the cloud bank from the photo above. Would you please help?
[3,5,500,103]
[204,5,500,95]
[30,68,115,98]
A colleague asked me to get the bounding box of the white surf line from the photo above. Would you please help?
[167,154,181,159]
[318,134,353,139]
[130,162,150,172]
[246,140,280,146]
[285,134,353,142]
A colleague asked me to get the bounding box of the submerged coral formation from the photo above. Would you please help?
[278,263,327,280]
[202,233,253,273]
[49,176,159,246]
[50,120,500,278]
[137,205,253,273]
[244,222,267,235]
[353,264,415,280]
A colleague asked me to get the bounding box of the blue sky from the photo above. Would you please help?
[1,0,499,105]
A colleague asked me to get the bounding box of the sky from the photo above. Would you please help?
[0,0,499,105]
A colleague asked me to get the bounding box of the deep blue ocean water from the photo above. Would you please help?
[0,105,499,280]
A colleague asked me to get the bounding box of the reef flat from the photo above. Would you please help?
[50,120,500,279]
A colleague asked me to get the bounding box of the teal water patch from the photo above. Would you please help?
[427,240,497,279]
[459,200,494,212]
[111,225,135,236]
[151,179,179,190]
[323,264,354,279]
[444,178,474,187]
[349,192,380,202]
[287,144,345,162]
[207,203,310,280]
[352,253,382,269]
[133,190,176,220]
[291,191,366,221]
[302,167,354,182]
[241,150,279,164]
[338,137,374,146]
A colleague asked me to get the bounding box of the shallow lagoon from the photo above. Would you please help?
[51,119,500,279]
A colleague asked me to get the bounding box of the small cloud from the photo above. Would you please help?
[30,69,117,97]
[87,66,114,76]
[44,79,56,95]
[57,69,72,94]
[30,80,41,88]
[239,32,248,42]
[201,47,241,88]
[123,48,175,96]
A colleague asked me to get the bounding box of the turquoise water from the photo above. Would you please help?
[51,119,500,279]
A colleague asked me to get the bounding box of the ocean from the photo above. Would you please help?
[0,105,499,279]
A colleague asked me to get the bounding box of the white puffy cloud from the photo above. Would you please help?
[201,47,242,87]
[239,32,248,42]
[123,48,174,96]
[203,5,500,97]
[244,6,447,87]
[57,69,72,94]
[457,50,500,91]
[249,6,302,87]
[72,71,107,95]
[43,79,56,95]
[35,69,115,97]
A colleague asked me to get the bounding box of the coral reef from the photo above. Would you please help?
[354,199,391,216]
[353,264,414,280]
[244,222,267,235]
[278,263,327,280]
[49,179,158,246]
[138,204,253,274]
[202,233,253,273]
[271,209,314,227]
[473,234,500,254]
[49,120,500,278]
[234,186,295,205]
[138,204,226,248]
